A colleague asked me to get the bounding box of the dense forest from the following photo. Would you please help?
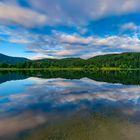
[0,52,140,69]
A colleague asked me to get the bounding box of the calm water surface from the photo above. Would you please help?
[0,71,140,140]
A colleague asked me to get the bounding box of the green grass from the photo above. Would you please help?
[0,68,83,71]
[0,67,140,71]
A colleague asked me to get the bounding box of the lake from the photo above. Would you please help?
[0,70,140,140]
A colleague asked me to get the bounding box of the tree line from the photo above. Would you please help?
[0,52,140,69]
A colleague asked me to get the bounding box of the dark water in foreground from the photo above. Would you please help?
[0,70,140,140]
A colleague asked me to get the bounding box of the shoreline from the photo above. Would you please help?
[0,68,140,71]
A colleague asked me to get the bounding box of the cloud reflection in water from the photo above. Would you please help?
[0,77,140,137]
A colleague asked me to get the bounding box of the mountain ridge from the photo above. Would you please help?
[0,52,140,69]
[0,53,29,64]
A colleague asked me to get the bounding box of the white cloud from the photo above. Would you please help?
[0,2,47,27]
[60,34,94,45]
[120,22,139,31]
[1,25,140,59]
[0,1,140,27]
[29,0,140,25]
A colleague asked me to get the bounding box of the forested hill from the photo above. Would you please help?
[0,53,29,64]
[87,52,140,68]
[0,52,140,69]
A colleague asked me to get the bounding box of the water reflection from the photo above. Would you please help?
[0,70,140,140]
[1,70,140,85]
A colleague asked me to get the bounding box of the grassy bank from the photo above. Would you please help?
[0,67,84,71]
[0,67,140,71]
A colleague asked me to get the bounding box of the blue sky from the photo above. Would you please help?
[0,0,140,59]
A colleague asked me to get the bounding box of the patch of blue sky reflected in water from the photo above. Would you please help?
[0,77,140,136]
[0,77,140,115]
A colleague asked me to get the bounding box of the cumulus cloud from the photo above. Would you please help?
[27,33,140,59]
[0,0,140,28]
[120,22,139,32]
[1,0,140,59]
[1,16,140,59]
[0,25,42,44]
[0,2,47,27]
[28,0,140,25]
[1,25,140,59]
